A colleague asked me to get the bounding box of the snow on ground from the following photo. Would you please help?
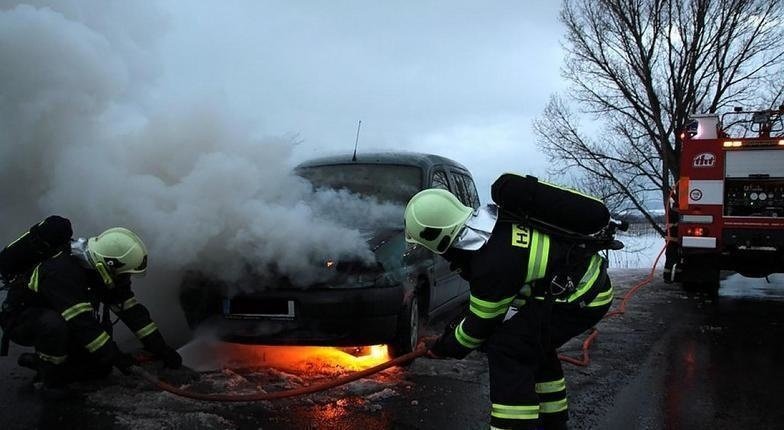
[607,232,664,270]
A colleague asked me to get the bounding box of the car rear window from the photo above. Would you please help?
[297,164,423,203]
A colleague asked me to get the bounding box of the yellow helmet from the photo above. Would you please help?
[87,227,148,277]
[404,189,473,254]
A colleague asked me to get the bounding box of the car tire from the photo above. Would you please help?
[388,295,420,358]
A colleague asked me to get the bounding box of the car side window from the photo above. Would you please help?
[450,172,480,209]
[431,169,450,191]
[462,174,480,208]
[450,173,470,206]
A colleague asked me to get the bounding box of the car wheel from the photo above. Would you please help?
[389,295,420,358]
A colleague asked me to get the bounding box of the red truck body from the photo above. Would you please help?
[671,109,784,291]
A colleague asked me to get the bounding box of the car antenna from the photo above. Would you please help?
[352,120,362,162]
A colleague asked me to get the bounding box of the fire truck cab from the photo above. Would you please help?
[670,107,784,292]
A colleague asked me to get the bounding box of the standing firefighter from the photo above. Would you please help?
[0,216,181,398]
[405,174,616,430]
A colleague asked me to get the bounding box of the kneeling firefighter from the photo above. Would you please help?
[0,216,181,397]
[405,174,615,430]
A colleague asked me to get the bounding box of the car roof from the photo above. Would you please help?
[294,151,470,173]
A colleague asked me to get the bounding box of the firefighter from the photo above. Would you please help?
[663,192,680,283]
[1,227,181,397]
[405,189,613,430]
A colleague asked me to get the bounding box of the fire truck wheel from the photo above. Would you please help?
[389,295,420,358]
[682,279,720,295]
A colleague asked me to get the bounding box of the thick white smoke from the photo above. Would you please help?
[0,2,402,342]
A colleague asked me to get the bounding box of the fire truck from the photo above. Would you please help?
[668,107,784,292]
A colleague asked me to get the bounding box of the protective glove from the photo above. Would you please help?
[416,335,443,359]
[113,352,136,375]
[427,313,473,359]
[159,346,183,369]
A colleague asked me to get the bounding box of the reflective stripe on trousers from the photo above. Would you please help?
[490,403,539,421]
[536,377,569,415]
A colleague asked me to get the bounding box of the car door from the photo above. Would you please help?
[425,167,462,313]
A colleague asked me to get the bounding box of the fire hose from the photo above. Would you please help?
[557,243,666,366]
[130,347,428,402]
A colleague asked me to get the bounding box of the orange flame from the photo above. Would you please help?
[184,342,391,375]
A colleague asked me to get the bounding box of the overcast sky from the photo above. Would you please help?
[156,1,566,202]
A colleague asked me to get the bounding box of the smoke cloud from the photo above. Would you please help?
[0,2,402,343]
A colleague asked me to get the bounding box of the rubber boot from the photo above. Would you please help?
[38,362,72,401]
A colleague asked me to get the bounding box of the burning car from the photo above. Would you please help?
[179,152,479,357]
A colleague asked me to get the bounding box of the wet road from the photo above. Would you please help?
[600,273,784,430]
[3,271,784,429]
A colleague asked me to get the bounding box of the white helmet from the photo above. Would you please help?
[87,227,148,278]
[404,189,473,254]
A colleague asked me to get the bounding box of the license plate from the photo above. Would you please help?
[223,297,295,319]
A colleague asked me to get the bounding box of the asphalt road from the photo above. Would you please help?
[597,272,784,430]
[2,270,784,429]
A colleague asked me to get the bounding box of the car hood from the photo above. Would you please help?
[218,227,407,293]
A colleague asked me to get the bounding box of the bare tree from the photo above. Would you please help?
[535,0,784,236]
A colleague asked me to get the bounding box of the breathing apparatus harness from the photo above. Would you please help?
[72,238,120,334]
[498,208,627,302]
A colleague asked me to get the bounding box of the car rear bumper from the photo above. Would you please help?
[205,285,406,346]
